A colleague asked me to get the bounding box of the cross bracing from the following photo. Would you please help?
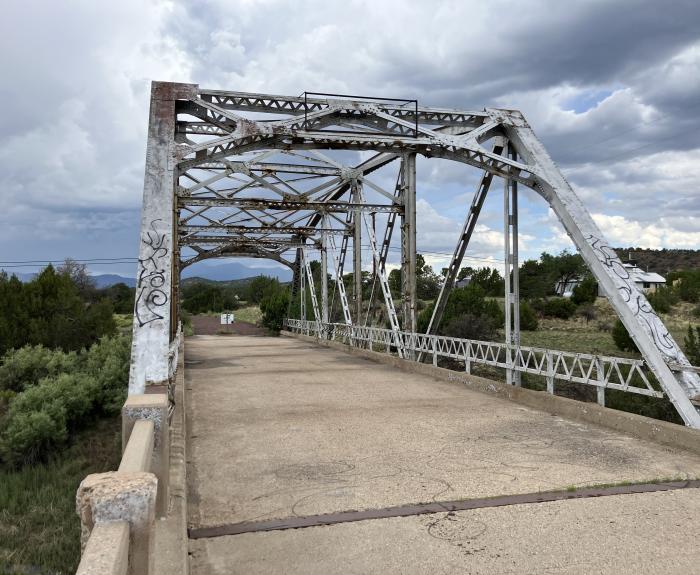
[130,81,700,429]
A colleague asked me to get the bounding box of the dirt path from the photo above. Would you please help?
[190,314,269,336]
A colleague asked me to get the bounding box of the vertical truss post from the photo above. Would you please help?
[301,249,322,333]
[401,153,417,334]
[129,82,196,395]
[321,214,329,324]
[596,356,605,407]
[353,181,363,323]
[365,170,402,326]
[299,248,306,324]
[510,143,521,386]
[328,233,352,325]
[503,166,513,386]
[358,186,404,358]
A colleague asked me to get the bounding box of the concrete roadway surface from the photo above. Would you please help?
[185,334,700,574]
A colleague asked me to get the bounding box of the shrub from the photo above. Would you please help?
[417,284,503,333]
[83,336,131,414]
[519,301,539,331]
[260,289,291,333]
[542,297,577,319]
[0,372,98,466]
[612,319,638,352]
[0,345,82,393]
[571,276,597,306]
[443,313,498,341]
[684,325,700,366]
[646,287,677,314]
[577,304,596,325]
[0,335,131,467]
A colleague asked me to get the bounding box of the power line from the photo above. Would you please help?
[0,257,137,265]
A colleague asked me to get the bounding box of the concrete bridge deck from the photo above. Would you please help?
[185,334,700,574]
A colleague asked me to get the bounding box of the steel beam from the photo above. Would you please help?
[401,154,417,333]
[178,197,402,213]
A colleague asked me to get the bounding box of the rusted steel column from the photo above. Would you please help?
[129,82,197,395]
[401,154,417,333]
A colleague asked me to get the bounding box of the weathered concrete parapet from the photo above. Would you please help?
[76,520,130,575]
[122,394,169,516]
[77,472,157,575]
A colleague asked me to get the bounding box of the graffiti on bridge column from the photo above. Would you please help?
[135,219,169,327]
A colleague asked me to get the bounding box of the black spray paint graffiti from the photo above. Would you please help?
[586,234,677,359]
[135,219,169,327]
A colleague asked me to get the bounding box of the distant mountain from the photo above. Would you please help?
[93,274,136,288]
[181,261,292,282]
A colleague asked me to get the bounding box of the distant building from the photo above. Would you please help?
[556,260,666,297]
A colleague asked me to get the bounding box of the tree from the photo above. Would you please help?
[613,319,638,352]
[58,258,96,300]
[260,285,291,333]
[0,265,115,355]
[571,275,597,305]
[684,325,700,366]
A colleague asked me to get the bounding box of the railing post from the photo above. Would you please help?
[432,337,438,367]
[77,472,157,575]
[546,350,554,394]
[122,394,170,517]
[465,344,471,374]
[596,356,606,407]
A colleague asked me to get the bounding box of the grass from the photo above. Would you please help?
[113,314,132,335]
[232,305,262,325]
[0,417,121,575]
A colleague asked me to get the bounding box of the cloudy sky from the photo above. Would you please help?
[1,0,700,278]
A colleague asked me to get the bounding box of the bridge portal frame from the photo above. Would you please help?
[129,81,700,428]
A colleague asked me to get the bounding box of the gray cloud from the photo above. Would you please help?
[1,0,699,276]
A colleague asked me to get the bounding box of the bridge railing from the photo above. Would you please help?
[284,319,664,403]
[75,393,169,575]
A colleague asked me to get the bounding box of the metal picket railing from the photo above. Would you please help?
[284,319,664,402]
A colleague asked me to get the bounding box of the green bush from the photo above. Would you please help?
[571,276,597,306]
[684,325,700,366]
[612,319,638,352]
[541,297,577,319]
[443,313,497,341]
[646,287,677,314]
[519,301,539,331]
[0,335,131,467]
[1,373,99,466]
[0,345,82,393]
[260,288,291,333]
[83,335,131,414]
[417,284,503,333]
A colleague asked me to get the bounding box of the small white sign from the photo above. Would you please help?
[220,313,235,325]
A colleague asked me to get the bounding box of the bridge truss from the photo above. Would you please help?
[130,81,700,428]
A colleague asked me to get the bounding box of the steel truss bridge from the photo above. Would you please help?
[129,81,700,428]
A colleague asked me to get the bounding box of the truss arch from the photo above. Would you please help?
[129,81,700,428]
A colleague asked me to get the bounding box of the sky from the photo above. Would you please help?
[1,0,700,279]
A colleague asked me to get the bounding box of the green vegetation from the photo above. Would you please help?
[182,280,240,314]
[684,326,700,365]
[0,266,116,356]
[0,262,130,573]
[0,335,130,467]
[0,417,121,574]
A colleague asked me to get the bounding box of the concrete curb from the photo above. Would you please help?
[282,331,700,457]
[154,339,188,575]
